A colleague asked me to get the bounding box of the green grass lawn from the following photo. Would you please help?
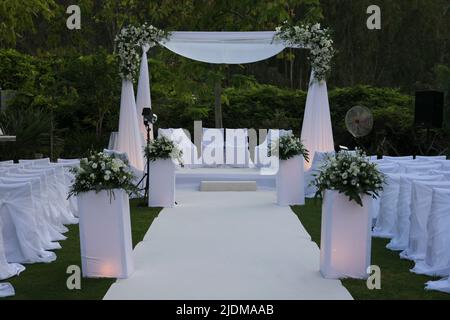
[4,199,162,300]
[291,199,450,300]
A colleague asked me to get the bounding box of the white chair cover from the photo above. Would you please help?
[0,182,56,263]
[387,174,444,251]
[20,168,77,227]
[369,163,399,225]
[416,156,447,160]
[384,156,414,161]
[0,283,16,298]
[31,166,78,225]
[225,129,253,168]
[441,162,450,171]
[0,160,13,166]
[402,163,443,174]
[201,128,225,167]
[373,173,440,238]
[1,215,25,280]
[429,170,450,180]
[425,277,450,294]
[412,188,450,276]
[400,181,450,261]
[18,158,50,166]
[6,172,67,240]
[0,177,61,251]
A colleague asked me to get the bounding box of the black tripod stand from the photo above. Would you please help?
[137,120,151,206]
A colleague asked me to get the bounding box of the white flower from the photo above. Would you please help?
[92,163,98,169]
[104,175,110,181]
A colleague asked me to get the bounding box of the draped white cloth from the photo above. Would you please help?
[136,45,154,142]
[116,80,145,171]
[160,32,287,64]
[301,75,335,170]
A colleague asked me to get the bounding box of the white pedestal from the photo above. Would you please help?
[77,189,134,279]
[149,159,176,207]
[320,190,372,279]
[276,156,305,206]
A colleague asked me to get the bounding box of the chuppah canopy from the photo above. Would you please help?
[159,31,288,64]
[115,25,335,170]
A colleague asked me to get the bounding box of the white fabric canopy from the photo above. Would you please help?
[160,32,288,64]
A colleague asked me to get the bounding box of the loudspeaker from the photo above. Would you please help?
[414,91,444,128]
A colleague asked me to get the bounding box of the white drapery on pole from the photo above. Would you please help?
[136,45,153,142]
[159,32,287,64]
[117,80,144,171]
[301,73,335,170]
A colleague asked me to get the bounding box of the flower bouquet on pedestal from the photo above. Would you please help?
[270,134,309,206]
[313,151,384,279]
[144,136,183,207]
[69,152,137,279]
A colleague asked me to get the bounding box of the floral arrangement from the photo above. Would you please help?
[312,151,385,206]
[269,134,309,162]
[115,23,169,80]
[68,151,138,198]
[275,22,335,82]
[144,136,183,165]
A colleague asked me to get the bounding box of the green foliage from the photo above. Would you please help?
[0,107,63,160]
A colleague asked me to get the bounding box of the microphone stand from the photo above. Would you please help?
[137,120,151,206]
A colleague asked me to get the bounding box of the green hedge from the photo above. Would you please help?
[0,49,448,160]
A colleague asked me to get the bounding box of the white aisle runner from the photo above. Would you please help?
[104,191,352,300]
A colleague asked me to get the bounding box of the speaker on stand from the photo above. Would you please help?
[414,90,444,153]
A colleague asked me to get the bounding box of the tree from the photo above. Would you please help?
[0,0,56,47]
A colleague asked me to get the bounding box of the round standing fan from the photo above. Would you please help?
[345,106,374,138]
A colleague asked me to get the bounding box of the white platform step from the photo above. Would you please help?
[200,181,257,192]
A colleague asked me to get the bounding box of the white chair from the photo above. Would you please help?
[430,170,450,180]
[373,173,441,239]
[225,129,253,168]
[416,155,447,160]
[369,163,399,225]
[386,174,444,251]
[20,168,76,228]
[32,165,78,224]
[401,180,450,261]
[254,129,292,168]
[384,156,414,161]
[201,128,225,167]
[1,218,25,280]
[412,188,450,277]
[0,160,13,166]
[0,177,61,251]
[0,182,56,264]
[18,158,50,166]
[402,163,442,174]
[6,172,67,240]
